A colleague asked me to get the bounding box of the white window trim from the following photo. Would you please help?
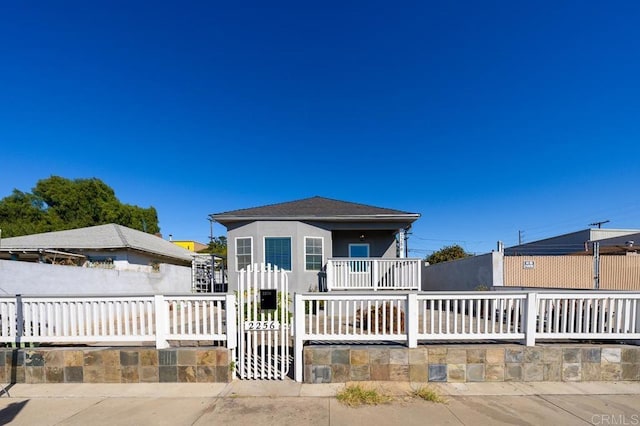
[263,236,293,271]
[304,236,324,272]
[235,236,253,272]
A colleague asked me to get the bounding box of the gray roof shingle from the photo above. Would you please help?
[1,224,194,262]
[211,196,420,223]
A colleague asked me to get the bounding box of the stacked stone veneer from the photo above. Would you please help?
[304,344,640,384]
[0,347,231,384]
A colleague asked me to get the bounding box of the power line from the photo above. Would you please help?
[412,236,487,244]
[516,202,639,242]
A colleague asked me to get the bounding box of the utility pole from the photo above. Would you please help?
[589,220,610,229]
[405,231,411,258]
[593,241,600,289]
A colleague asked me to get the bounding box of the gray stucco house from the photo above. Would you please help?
[210,196,421,294]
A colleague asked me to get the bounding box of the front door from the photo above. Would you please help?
[349,243,370,259]
[348,243,371,287]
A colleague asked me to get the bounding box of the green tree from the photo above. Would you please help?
[0,189,57,237]
[425,244,471,265]
[202,236,227,258]
[0,176,160,237]
[198,236,227,270]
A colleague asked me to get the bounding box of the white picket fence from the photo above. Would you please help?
[1,290,639,384]
[293,291,640,381]
[2,291,638,350]
[0,294,237,350]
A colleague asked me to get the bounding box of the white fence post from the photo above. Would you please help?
[372,261,379,291]
[524,292,537,346]
[634,301,640,346]
[294,294,305,382]
[225,294,237,350]
[326,262,333,291]
[407,293,418,348]
[15,294,24,347]
[154,295,170,349]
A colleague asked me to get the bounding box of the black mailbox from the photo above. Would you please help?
[260,289,278,311]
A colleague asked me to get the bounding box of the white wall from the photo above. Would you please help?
[0,260,192,296]
[422,252,502,291]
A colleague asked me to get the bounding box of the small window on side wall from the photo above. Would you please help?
[236,237,252,271]
[305,237,323,271]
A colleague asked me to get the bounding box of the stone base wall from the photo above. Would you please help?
[0,347,232,384]
[304,344,640,383]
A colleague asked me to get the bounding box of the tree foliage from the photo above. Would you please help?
[425,244,471,265]
[0,176,160,237]
[202,236,227,258]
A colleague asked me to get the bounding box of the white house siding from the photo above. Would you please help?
[0,259,191,295]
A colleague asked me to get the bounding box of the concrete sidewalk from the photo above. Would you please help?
[0,381,638,425]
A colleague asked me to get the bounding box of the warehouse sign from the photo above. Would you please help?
[523,260,535,269]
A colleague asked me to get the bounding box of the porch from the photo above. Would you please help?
[325,258,422,291]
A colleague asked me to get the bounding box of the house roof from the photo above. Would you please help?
[211,196,420,224]
[0,224,195,262]
[572,232,640,255]
[505,228,640,256]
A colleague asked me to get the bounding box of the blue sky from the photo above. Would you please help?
[1,1,639,256]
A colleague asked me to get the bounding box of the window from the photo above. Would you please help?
[305,237,323,271]
[349,243,370,272]
[264,237,291,270]
[349,243,370,258]
[236,237,252,271]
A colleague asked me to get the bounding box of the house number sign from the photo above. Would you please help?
[244,321,280,330]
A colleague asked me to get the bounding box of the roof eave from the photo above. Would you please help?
[211,214,420,223]
[127,247,193,263]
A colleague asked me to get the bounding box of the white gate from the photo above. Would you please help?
[237,263,290,379]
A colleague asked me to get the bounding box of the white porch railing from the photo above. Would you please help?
[293,291,640,381]
[0,294,237,350]
[325,258,421,291]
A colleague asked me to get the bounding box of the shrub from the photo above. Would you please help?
[336,384,393,407]
[413,386,445,403]
[356,302,405,333]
